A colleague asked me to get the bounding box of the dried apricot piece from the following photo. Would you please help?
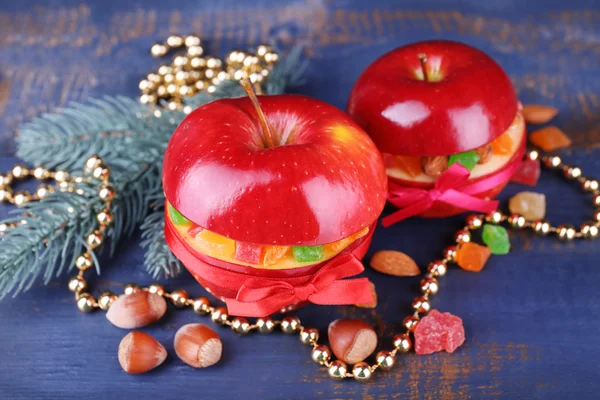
[263,246,290,267]
[490,132,514,155]
[529,126,571,151]
[522,104,558,124]
[393,155,422,177]
[455,242,491,272]
[194,230,236,258]
[509,191,546,221]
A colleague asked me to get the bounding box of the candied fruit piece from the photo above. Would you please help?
[168,203,191,226]
[455,242,491,272]
[194,230,236,258]
[187,225,203,237]
[393,155,422,178]
[509,192,546,221]
[490,132,514,155]
[235,242,264,264]
[529,126,571,151]
[324,227,369,253]
[263,246,290,267]
[511,159,541,186]
[292,245,324,263]
[447,150,480,171]
[414,310,465,355]
[482,224,510,255]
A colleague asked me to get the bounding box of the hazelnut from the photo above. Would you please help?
[175,324,222,368]
[328,319,377,364]
[118,331,167,374]
[421,156,448,178]
[106,291,167,329]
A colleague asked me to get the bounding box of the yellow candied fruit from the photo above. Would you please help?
[263,246,290,267]
[194,229,236,259]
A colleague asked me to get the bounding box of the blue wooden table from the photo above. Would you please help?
[1,0,599,398]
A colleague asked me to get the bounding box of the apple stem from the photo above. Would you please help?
[240,78,276,148]
[418,53,430,82]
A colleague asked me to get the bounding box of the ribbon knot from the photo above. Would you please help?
[382,163,517,227]
[226,252,374,316]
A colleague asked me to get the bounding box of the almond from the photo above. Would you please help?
[328,319,377,364]
[356,282,377,308]
[370,250,420,276]
[175,324,222,368]
[106,291,167,329]
[475,144,492,164]
[522,104,558,124]
[421,156,448,178]
[118,331,167,374]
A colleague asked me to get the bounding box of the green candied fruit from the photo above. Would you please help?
[168,203,191,226]
[292,245,324,263]
[482,224,511,255]
[448,150,480,171]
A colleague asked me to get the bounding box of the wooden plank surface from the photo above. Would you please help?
[0,0,599,398]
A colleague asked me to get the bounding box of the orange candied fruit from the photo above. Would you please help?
[263,246,290,267]
[194,229,236,259]
[529,126,571,152]
[393,155,422,178]
[324,227,370,253]
[455,242,491,272]
[490,132,514,155]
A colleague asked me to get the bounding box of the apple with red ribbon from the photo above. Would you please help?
[163,79,387,316]
[347,40,526,224]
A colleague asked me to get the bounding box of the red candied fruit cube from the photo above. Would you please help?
[414,310,465,355]
[511,159,541,186]
[188,225,203,237]
[235,242,264,264]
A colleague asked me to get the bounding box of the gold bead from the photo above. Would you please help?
[68,276,87,293]
[184,35,202,47]
[207,85,216,94]
[183,105,193,114]
[311,345,331,365]
[593,194,600,207]
[543,155,561,168]
[12,164,30,179]
[428,260,447,277]
[508,213,527,229]
[281,315,301,333]
[580,222,599,239]
[84,155,103,174]
[190,56,207,69]
[171,289,189,308]
[256,44,273,57]
[412,296,431,313]
[261,68,270,77]
[167,100,181,111]
[465,214,483,229]
[532,220,551,235]
[151,43,168,57]
[582,178,599,193]
[257,317,275,333]
[13,190,31,206]
[442,245,457,262]
[0,187,12,203]
[327,360,348,380]
[86,230,103,248]
[147,283,165,296]
[206,57,222,69]
[77,294,96,312]
[0,172,13,187]
[175,70,189,83]
[32,167,50,180]
[249,73,264,84]
[98,292,118,311]
[420,277,439,295]
[455,229,471,243]
[0,222,13,233]
[163,73,175,84]
[525,149,540,161]
[232,69,248,80]
[243,55,259,67]
[211,307,229,324]
[92,165,109,180]
[139,79,153,92]
[194,80,206,92]
[75,253,93,270]
[299,327,319,345]
[147,73,162,84]
[173,55,189,67]
[156,85,168,98]
[264,52,280,64]
[178,85,193,97]
[166,34,184,48]
[166,84,178,95]
[232,317,251,335]
[557,224,576,241]
[563,165,582,180]
[594,209,600,222]
[187,45,204,57]
[157,65,173,76]
[393,333,412,352]
[97,210,113,226]
[54,170,69,182]
[123,283,141,295]
[192,297,210,314]
[403,315,420,331]
[36,184,53,199]
[486,211,504,224]
[376,350,395,371]
[99,185,115,201]
[352,362,372,382]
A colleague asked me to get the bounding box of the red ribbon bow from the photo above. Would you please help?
[226,252,373,316]
[382,163,519,227]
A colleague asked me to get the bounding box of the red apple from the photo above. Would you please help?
[347,40,524,219]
